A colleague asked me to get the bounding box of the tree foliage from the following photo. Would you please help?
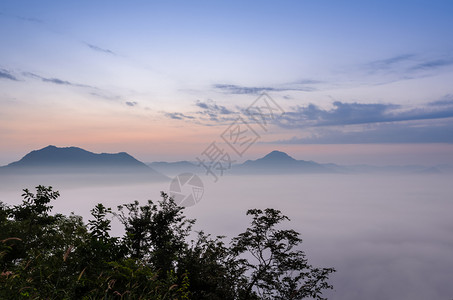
[231,209,335,300]
[0,186,335,299]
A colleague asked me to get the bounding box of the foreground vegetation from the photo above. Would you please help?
[0,186,335,299]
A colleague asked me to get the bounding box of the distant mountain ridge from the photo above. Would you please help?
[6,145,147,169]
[233,150,333,174]
[1,147,449,179]
[147,150,336,176]
[248,150,296,164]
[0,146,168,181]
[147,150,449,176]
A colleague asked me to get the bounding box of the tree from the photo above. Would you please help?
[178,231,244,300]
[0,187,189,299]
[231,208,335,300]
[85,203,122,262]
[0,186,335,299]
[116,192,195,276]
[0,186,89,299]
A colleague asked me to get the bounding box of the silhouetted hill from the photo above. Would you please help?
[5,146,147,169]
[0,146,168,183]
[233,150,335,174]
[248,150,297,164]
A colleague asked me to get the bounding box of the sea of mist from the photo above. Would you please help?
[1,172,452,300]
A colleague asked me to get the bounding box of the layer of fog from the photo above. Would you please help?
[1,173,452,300]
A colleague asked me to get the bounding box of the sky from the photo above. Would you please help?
[1,0,453,166]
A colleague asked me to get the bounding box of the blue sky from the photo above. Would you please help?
[1,1,453,165]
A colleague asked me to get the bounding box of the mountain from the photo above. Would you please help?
[232,150,336,174]
[247,150,296,165]
[2,147,448,185]
[0,146,168,183]
[4,145,147,170]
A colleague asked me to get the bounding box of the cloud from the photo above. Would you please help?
[42,77,72,85]
[0,11,44,24]
[16,16,44,24]
[363,53,453,80]
[0,69,18,81]
[410,58,453,71]
[367,54,416,70]
[275,120,453,144]
[161,94,453,142]
[276,99,453,129]
[162,95,453,142]
[85,43,116,55]
[276,102,397,128]
[428,95,453,107]
[125,101,138,107]
[213,83,316,95]
[214,84,279,95]
[162,99,240,124]
[193,99,241,123]
[89,92,122,101]
[164,112,195,120]
[23,72,93,88]
[293,79,322,85]
[163,94,286,126]
[356,53,453,88]
[19,71,128,104]
[267,97,453,144]
[195,99,233,115]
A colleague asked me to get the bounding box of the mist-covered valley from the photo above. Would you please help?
[1,171,452,300]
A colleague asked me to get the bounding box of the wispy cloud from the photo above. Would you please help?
[277,102,396,128]
[22,71,128,103]
[363,53,453,80]
[293,79,322,85]
[275,120,453,144]
[125,101,138,107]
[85,42,116,55]
[16,15,44,24]
[213,83,316,95]
[269,96,453,144]
[194,99,239,122]
[42,77,72,85]
[427,94,453,107]
[410,58,453,71]
[0,11,44,24]
[367,54,416,71]
[23,72,93,88]
[164,112,195,120]
[89,92,121,101]
[162,99,240,124]
[214,84,280,95]
[195,99,234,115]
[276,99,453,129]
[0,69,18,81]
[163,94,453,135]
